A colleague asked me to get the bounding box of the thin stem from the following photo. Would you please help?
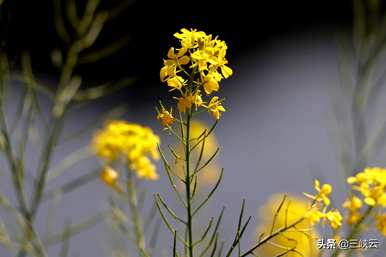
[241,218,304,257]
[331,206,373,257]
[126,168,149,257]
[185,110,194,257]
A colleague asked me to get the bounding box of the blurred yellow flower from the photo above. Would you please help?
[100,166,119,187]
[376,214,386,236]
[347,167,386,207]
[325,210,343,229]
[342,196,362,224]
[256,194,319,257]
[92,120,160,180]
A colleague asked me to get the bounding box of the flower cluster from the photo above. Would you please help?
[304,180,343,229]
[347,167,386,207]
[92,120,160,181]
[158,28,231,123]
[344,167,386,236]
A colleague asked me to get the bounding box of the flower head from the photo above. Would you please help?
[207,96,225,120]
[305,209,342,229]
[347,167,386,207]
[92,120,160,180]
[160,28,232,120]
[100,166,119,187]
[304,179,332,206]
[342,196,362,224]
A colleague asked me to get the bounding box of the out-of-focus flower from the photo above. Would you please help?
[100,166,119,187]
[256,194,319,257]
[305,208,342,229]
[160,28,232,120]
[347,167,386,207]
[376,214,386,236]
[92,120,160,180]
[342,196,362,224]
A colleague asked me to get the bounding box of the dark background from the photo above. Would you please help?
[0,0,353,97]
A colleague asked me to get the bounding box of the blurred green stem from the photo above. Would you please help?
[331,206,373,257]
[126,167,149,257]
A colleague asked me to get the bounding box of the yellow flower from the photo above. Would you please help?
[130,156,158,180]
[176,95,192,113]
[305,209,343,229]
[207,96,225,120]
[304,179,332,206]
[305,208,325,225]
[192,92,204,108]
[160,64,176,82]
[347,167,386,207]
[173,28,207,49]
[100,166,119,187]
[256,194,319,257]
[166,47,190,66]
[92,120,160,180]
[325,210,343,229]
[157,107,174,126]
[376,213,386,236]
[166,76,185,90]
[221,65,233,78]
[203,76,219,95]
[342,196,362,224]
[160,28,232,120]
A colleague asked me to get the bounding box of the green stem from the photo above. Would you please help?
[185,110,194,257]
[126,168,149,257]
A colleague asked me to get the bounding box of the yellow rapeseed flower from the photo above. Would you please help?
[304,179,332,206]
[342,196,362,224]
[207,96,225,120]
[160,28,232,120]
[305,208,342,229]
[92,120,160,180]
[347,167,386,207]
[376,213,386,236]
[100,166,119,187]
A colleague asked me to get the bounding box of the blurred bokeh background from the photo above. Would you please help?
[3,0,386,256]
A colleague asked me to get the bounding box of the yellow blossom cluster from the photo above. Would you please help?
[158,28,231,123]
[92,120,160,181]
[304,180,343,230]
[344,167,386,236]
[347,167,386,207]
